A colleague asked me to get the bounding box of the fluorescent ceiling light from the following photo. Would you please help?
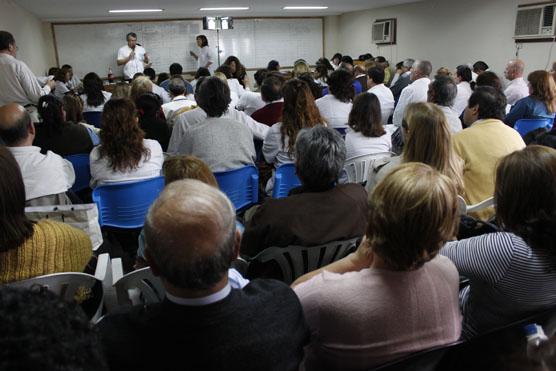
[199,7,250,11]
[109,9,163,13]
[283,6,329,10]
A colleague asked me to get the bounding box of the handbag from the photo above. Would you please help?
[25,204,103,250]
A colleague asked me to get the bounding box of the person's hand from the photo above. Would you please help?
[144,53,150,63]
[243,75,251,89]
[349,237,374,270]
[46,80,56,89]
[190,51,197,59]
[129,51,135,60]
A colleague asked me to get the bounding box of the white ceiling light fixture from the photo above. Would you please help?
[283,6,329,10]
[108,9,164,13]
[199,7,250,11]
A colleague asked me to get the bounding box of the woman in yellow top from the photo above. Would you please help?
[0,146,92,284]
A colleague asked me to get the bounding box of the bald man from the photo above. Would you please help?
[0,103,74,205]
[503,59,528,106]
[98,179,309,371]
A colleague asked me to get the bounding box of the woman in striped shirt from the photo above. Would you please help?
[441,145,556,339]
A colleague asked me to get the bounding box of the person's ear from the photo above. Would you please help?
[144,248,160,277]
[28,121,35,136]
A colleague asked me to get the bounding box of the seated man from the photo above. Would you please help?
[161,77,196,127]
[169,77,257,171]
[0,103,75,205]
[241,126,368,257]
[427,76,463,133]
[453,86,525,220]
[251,74,285,126]
[98,179,309,370]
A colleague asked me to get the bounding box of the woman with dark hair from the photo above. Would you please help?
[263,78,324,192]
[136,93,170,151]
[315,69,353,130]
[298,73,323,101]
[0,146,92,284]
[217,62,245,98]
[345,93,391,159]
[89,98,163,187]
[190,67,210,91]
[80,72,112,112]
[293,162,462,369]
[505,70,556,127]
[330,53,342,70]
[267,60,280,72]
[224,55,247,88]
[34,95,93,156]
[315,58,333,86]
[453,65,473,115]
[190,35,214,73]
[52,66,72,101]
[441,145,556,339]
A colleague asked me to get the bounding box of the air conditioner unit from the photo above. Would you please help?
[372,19,396,45]
[514,4,556,40]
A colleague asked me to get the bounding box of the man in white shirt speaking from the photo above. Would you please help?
[117,32,149,80]
[392,60,432,128]
[0,31,55,117]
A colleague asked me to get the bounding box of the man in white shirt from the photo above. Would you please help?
[392,60,432,127]
[503,59,528,106]
[162,77,196,127]
[143,67,170,104]
[367,67,395,125]
[0,103,75,205]
[0,31,55,113]
[427,76,462,134]
[117,32,149,80]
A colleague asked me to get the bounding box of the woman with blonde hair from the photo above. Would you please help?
[367,102,464,193]
[130,76,153,103]
[294,162,462,370]
[89,98,163,187]
[505,70,556,127]
[292,59,311,78]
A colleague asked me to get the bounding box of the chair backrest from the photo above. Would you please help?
[247,238,359,284]
[113,266,165,306]
[514,118,553,137]
[457,195,495,215]
[214,165,259,211]
[272,163,301,199]
[92,176,165,228]
[344,152,394,184]
[5,272,103,321]
[83,111,103,128]
[65,154,91,192]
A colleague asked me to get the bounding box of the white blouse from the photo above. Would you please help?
[315,94,352,129]
[345,130,392,160]
[80,91,112,113]
[89,139,163,188]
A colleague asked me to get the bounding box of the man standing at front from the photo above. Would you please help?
[117,32,149,80]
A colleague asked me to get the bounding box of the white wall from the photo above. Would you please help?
[330,0,555,75]
[0,0,56,75]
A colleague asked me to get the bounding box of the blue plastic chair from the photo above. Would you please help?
[83,111,103,128]
[514,118,553,137]
[92,176,165,228]
[214,166,259,212]
[272,163,301,199]
[353,80,363,95]
[65,154,91,192]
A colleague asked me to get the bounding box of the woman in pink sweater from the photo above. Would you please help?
[293,162,462,370]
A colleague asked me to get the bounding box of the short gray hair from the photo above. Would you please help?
[294,126,346,190]
[413,60,433,77]
[403,58,415,69]
[168,77,186,97]
[144,179,236,290]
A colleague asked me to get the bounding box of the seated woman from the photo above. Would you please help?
[215,64,244,100]
[315,69,353,130]
[441,145,556,339]
[89,98,163,188]
[130,76,153,103]
[262,78,324,192]
[80,73,112,113]
[0,146,92,284]
[367,102,464,194]
[52,66,71,101]
[135,93,170,152]
[223,55,247,89]
[505,70,556,127]
[345,93,391,159]
[243,126,368,257]
[293,162,462,370]
[34,95,94,156]
[62,94,100,145]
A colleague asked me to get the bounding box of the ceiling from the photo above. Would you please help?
[13,0,422,22]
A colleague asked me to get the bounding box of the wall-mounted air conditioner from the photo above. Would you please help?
[372,19,396,45]
[514,4,555,40]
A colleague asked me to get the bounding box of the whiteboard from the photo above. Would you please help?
[53,18,323,78]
